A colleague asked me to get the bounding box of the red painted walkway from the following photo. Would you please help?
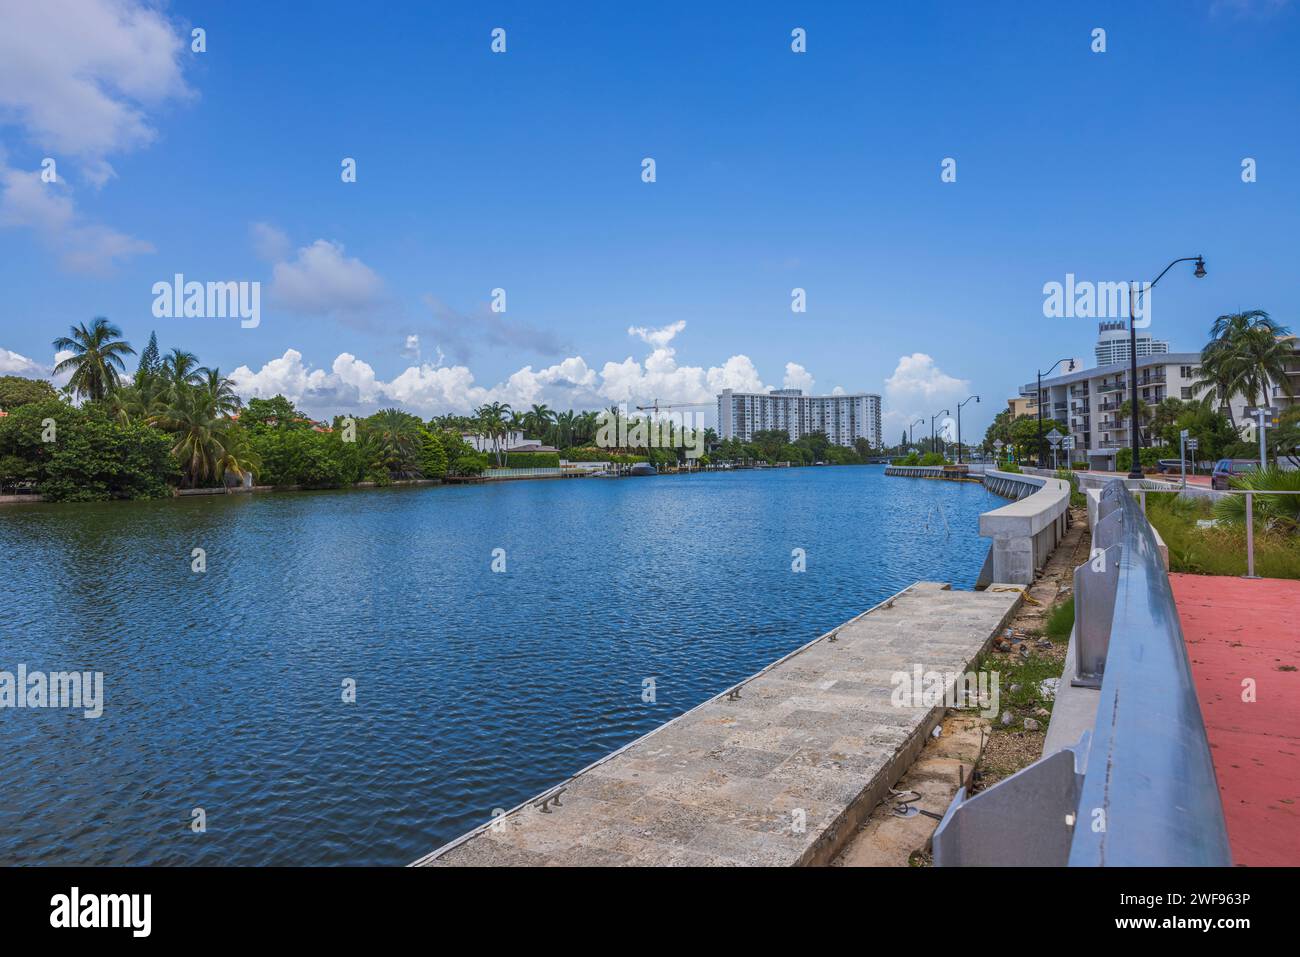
[1170,574,1300,866]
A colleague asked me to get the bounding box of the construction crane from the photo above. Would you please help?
[633,398,713,418]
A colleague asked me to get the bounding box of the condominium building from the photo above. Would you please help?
[1094,321,1169,367]
[1006,396,1038,420]
[1020,354,1251,470]
[716,388,882,449]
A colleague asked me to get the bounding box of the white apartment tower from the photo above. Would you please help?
[1095,321,1169,367]
[716,389,882,449]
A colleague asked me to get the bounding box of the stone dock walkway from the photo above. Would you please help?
[414,582,1022,867]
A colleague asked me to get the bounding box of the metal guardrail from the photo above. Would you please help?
[934,477,1231,866]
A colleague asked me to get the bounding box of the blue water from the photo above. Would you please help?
[0,466,996,865]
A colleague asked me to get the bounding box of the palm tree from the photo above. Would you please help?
[161,349,204,397]
[52,318,136,402]
[150,388,230,488]
[1194,311,1294,428]
[475,402,513,465]
[554,409,577,448]
[103,383,166,425]
[578,410,600,444]
[526,403,554,439]
[201,368,242,417]
[367,408,422,477]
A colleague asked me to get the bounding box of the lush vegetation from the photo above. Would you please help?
[1211,466,1300,533]
[0,323,488,500]
[890,451,950,466]
[1146,492,1300,580]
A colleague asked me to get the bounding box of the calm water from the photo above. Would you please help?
[0,466,997,865]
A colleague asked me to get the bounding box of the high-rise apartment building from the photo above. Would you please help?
[716,389,881,449]
[1094,321,1169,367]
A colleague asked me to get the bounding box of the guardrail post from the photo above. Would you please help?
[1071,541,1121,688]
[933,733,1089,866]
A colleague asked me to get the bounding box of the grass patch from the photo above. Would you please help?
[1146,492,1300,579]
[1044,595,1074,641]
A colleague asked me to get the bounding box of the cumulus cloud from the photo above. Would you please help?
[0,0,191,178]
[881,353,970,444]
[0,346,75,387]
[226,323,785,420]
[270,239,386,316]
[627,320,686,349]
[0,163,153,273]
[783,362,815,392]
[0,347,46,377]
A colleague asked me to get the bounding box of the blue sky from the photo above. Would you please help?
[1,0,1298,441]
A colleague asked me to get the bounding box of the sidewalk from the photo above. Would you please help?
[1170,573,1300,866]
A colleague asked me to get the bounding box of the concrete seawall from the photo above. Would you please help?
[414,582,1022,867]
[977,470,1071,585]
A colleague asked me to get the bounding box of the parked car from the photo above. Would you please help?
[1211,459,1258,490]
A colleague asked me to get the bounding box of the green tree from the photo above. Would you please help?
[1194,311,1294,427]
[0,375,60,411]
[0,400,177,500]
[51,318,136,402]
[365,408,423,479]
[201,367,242,417]
[242,395,304,430]
[419,428,449,478]
[151,388,257,488]
[134,331,162,388]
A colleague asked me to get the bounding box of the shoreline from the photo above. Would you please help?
[0,461,888,507]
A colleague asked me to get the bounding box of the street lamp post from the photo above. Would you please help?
[1036,359,1076,468]
[931,409,950,456]
[1126,256,1207,479]
[909,418,924,448]
[957,395,979,464]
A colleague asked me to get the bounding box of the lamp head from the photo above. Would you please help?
[1194,256,1207,279]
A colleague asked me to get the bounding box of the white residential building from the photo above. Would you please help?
[1094,321,1169,367]
[716,389,881,449]
[1020,354,1251,470]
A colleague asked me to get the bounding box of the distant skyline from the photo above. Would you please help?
[2,0,1298,443]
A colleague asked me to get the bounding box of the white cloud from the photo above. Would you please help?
[270,239,385,316]
[881,353,970,444]
[51,349,74,387]
[402,334,421,360]
[783,362,815,392]
[0,0,191,175]
[627,320,686,349]
[0,163,152,274]
[0,346,75,388]
[226,324,793,422]
[0,347,46,377]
